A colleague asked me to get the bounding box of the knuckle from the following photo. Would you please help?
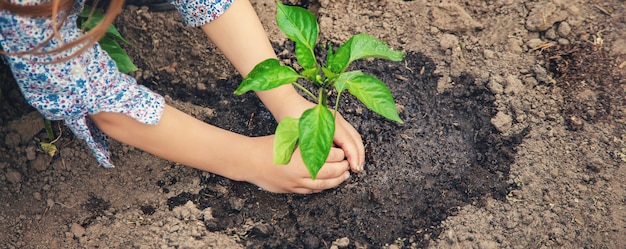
[315,180,329,190]
[334,148,346,159]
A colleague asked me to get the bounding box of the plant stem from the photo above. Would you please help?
[44,118,55,142]
[319,88,328,107]
[293,82,317,102]
[333,90,342,119]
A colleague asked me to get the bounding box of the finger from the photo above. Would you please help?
[291,187,323,195]
[327,147,346,162]
[299,170,350,192]
[314,160,350,180]
[336,114,365,170]
[350,127,365,171]
[346,120,365,170]
[335,126,364,172]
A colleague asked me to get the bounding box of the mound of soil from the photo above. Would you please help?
[161,50,525,248]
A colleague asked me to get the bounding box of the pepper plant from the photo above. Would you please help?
[235,2,403,179]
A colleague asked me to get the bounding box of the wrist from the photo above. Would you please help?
[214,136,266,183]
[237,136,273,184]
[273,92,315,121]
[256,85,315,121]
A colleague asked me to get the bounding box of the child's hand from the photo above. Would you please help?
[94,105,354,195]
[245,136,352,194]
[254,88,365,176]
[332,111,365,172]
[243,110,364,194]
[198,0,365,192]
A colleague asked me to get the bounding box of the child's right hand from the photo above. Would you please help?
[243,135,351,194]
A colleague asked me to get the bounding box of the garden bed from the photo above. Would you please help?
[1,0,624,248]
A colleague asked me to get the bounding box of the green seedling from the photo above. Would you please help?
[77,5,138,73]
[40,118,61,157]
[235,2,404,179]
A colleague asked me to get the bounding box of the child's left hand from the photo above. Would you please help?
[330,111,365,172]
[261,90,366,174]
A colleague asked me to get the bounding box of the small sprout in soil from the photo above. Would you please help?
[40,119,62,157]
[394,237,407,247]
[235,1,404,179]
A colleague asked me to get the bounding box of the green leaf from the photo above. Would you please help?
[276,1,318,69]
[79,6,103,26]
[99,36,138,73]
[337,71,402,123]
[295,41,317,69]
[321,66,337,81]
[333,70,362,94]
[105,26,131,45]
[347,34,404,62]
[327,41,350,73]
[301,67,319,82]
[40,142,58,157]
[326,42,334,60]
[299,104,335,179]
[235,58,300,95]
[80,6,130,44]
[328,34,404,73]
[274,117,300,165]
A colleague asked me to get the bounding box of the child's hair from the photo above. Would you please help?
[0,0,124,61]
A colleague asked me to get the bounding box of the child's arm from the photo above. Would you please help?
[91,0,361,194]
[90,105,350,194]
[200,0,365,171]
[0,0,357,193]
[92,0,363,193]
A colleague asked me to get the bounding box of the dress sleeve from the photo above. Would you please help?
[0,1,165,168]
[168,0,233,27]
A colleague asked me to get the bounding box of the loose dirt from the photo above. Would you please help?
[1,0,624,248]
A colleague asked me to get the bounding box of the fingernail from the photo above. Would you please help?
[344,172,351,180]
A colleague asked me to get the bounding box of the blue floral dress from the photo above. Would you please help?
[0,0,233,168]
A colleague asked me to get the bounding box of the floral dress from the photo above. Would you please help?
[0,0,233,168]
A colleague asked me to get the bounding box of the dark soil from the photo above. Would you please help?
[159,49,524,247]
[0,22,523,249]
[544,42,625,130]
[2,0,625,248]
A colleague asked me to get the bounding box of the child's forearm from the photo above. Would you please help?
[90,105,261,181]
[199,0,274,77]
[90,104,351,193]
[200,0,312,120]
[93,0,358,192]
